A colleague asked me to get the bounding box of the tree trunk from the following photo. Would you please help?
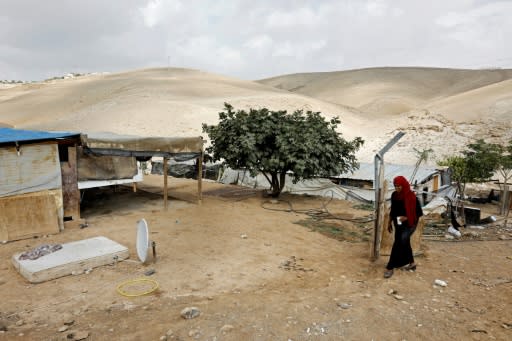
[279,172,286,193]
[269,172,279,197]
[268,172,286,197]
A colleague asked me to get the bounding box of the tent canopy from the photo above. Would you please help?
[81,132,204,160]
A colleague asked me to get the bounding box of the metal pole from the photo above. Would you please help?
[197,153,203,204]
[372,132,405,260]
[163,157,169,210]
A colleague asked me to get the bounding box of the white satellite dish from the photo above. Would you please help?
[136,218,150,263]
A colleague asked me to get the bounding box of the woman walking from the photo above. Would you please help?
[384,176,423,278]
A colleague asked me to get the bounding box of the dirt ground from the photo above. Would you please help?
[1,175,511,341]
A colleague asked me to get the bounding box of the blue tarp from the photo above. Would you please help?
[0,127,80,144]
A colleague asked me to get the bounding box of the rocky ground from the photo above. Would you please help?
[0,176,511,341]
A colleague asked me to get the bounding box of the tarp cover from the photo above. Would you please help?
[219,168,352,200]
[78,147,137,180]
[0,144,62,197]
[0,127,80,145]
[81,132,203,159]
[333,162,441,185]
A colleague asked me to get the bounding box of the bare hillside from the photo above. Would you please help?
[258,67,512,164]
[0,68,361,139]
[426,78,512,122]
[1,66,511,165]
[258,67,512,117]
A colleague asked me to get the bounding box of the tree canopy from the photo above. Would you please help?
[202,103,364,197]
[438,138,512,219]
[438,139,500,196]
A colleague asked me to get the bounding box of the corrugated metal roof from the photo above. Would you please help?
[0,127,80,145]
[335,162,441,185]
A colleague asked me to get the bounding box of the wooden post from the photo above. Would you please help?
[61,146,80,222]
[163,157,168,210]
[197,153,203,204]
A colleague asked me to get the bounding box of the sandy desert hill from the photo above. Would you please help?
[259,67,512,164]
[1,66,511,166]
[0,68,361,138]
[258,67,512,117]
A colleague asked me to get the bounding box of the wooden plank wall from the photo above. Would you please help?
[0,142,65,241]
[0,190,62,241]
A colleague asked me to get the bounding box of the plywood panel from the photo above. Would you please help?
[433,175,439,192]
[11,236,129,283]
[0,190,62,241]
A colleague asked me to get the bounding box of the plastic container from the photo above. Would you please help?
[447,226,461,238]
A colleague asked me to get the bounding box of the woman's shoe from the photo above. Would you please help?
[384,270,394,278]
[404,263,417,271]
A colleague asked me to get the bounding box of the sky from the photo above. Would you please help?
[1,0,512,81]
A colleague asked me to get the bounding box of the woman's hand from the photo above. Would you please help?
[397,216,408,224]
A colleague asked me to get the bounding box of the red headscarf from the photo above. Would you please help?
[393,176,418,226]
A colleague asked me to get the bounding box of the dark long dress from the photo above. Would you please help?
[386,193,423,270]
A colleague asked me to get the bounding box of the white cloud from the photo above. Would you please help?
[311,40,327,50]
[265,7,321,29]
[140,0,163,27]
[272,41,295,58]
[0,0,511,81]
[245,35,273,50]
[366,0,388,16]
[434,1,512,55]
[173,35,244,72]
[140,0,183,28]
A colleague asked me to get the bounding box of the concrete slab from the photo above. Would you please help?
[11,236,129,283]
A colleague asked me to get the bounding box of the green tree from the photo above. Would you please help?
[464,139,512,219]
[491,140,512,216]
[495,140,512,187]
[438,155,468,198]
[463,139,501,182]
[202,103,364,197]
[438,139,504,223]
[439,139,501,197]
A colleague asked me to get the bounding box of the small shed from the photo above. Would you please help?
[0,128,81,241]
[1,128,205,241]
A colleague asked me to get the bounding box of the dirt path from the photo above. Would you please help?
[1,176,511,340]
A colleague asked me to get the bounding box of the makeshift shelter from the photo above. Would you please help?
[219,168,352,199]
[80,132,205,208]
[0,128,81,241]
[332,162,451,204]
[0,128,204,241]
[219,162,451,204]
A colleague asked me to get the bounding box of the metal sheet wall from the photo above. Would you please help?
[0,143,62,197]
